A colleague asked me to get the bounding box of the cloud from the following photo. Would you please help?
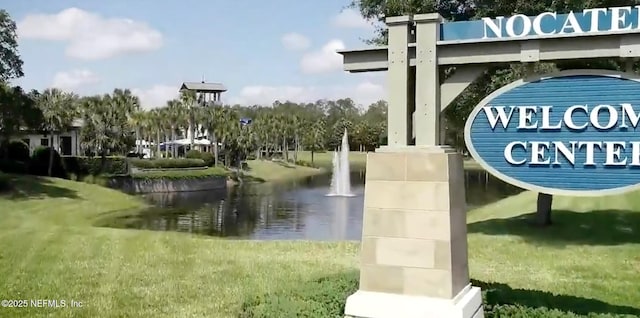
[131,84,179,110]
[300,39,345,74]
[18,7,163,60]
[331,9,373,30]
[228,80,386,107]
[51,69,100,90]
[281,32,311,51]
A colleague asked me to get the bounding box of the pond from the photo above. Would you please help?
[104,169,523,240]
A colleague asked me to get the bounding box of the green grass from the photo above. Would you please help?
[297,150,484,172]
[296,151,367,170]
[465,191,640,314]
[1,174,639,317]
[242,159,324,182]
[131,166,228,180]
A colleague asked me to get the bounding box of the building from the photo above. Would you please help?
[179,81,227,106]
[16,119,83,156]
[179,81,227,145]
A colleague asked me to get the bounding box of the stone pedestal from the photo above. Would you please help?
[344,146,483,318]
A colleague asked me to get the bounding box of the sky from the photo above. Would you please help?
[4,0,387,110]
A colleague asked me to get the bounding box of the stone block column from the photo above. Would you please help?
[344,146,483,318]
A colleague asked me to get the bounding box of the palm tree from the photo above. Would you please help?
[79,95,121,168]
[36,88,77,176]
[112,88,140,154]
[180,89,197,150]
[128,110,146,154]
[144,109,162,158]
[303,118,326,166]
[165,100,183,158]
[205,106,222,165]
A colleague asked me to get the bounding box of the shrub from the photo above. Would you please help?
[126,152,144,158]
[0,159,29,174]
[0,140,30,162]
[0,172,10,192]
[239,272,358,318]
[200,152,215,166]
[186,150,216,166]
[185,149,201,159]
[62,156,128,177]
[239,272,636,318]
[28,147,67,178]
[129,158,206,169]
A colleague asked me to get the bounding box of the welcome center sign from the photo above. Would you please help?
[464,70,640,196]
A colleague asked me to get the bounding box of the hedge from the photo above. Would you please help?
[28,147,67,178]
[239,272,637,318]
[185,149,216,166]
[0,159,29,174]
[62,156,128,176]
[0,140,30,162]
[129,158,206,169]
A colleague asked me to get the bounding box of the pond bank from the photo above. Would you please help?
[108,174,227,194]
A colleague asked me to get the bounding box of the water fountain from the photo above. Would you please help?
[327,129,355,197]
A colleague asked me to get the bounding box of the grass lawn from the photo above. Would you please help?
[242,159,325,182]
[465,191,640,315]
[296,150,367,171]
[1,174,639,317]
[297,150,484,172]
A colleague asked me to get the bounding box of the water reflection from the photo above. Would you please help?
[104,170,522,240]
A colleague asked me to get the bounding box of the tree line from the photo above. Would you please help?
[1,85,388,167]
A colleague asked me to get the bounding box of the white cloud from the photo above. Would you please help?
[228,80,386,107]
[281,32,311,51]
[51,69,100,90]
[300,39,346,74]
[18,7,163,60]
[331,9,373,30]
[131,84,179,110]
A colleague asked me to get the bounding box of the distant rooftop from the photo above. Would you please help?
[180,82,227,92]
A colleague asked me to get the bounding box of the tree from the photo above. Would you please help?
[200,106,223,165]
[0,10,23,82]
[0,84,41,157]
[180,89,197,150]
[128,110,146,154]
[36,88,77,176]
[303,119,326,165]
[165,100,184,158]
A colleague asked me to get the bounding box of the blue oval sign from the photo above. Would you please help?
[464,70,640,196]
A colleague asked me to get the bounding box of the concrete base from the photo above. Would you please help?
[344,285,484,318]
